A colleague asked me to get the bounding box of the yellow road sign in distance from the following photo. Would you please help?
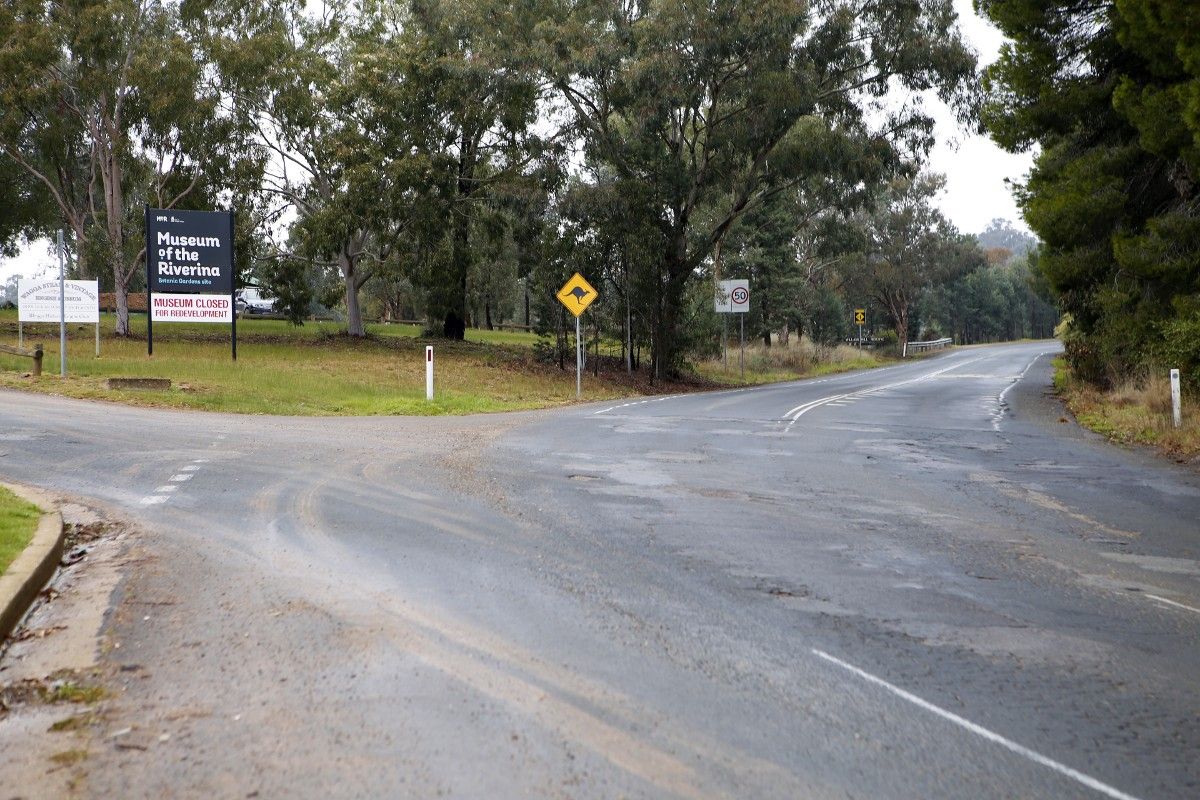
[854,309,865,325]
[556,273,598,317]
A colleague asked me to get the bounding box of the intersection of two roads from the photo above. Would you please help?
[1,341,1197,798]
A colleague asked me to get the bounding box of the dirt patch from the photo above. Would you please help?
[0,496,135,797]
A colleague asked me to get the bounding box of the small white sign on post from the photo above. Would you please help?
[18,279,99,323]
[714,279,749,313]
[150,293,233,323]
[1170,368,1182,429]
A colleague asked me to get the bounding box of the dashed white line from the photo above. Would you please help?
[812,648,1142,800]
[168,473,194,482]
[783,356,987,433]
[154,485,178,494]
[139,495,168,506]
[1145,594,1200,615]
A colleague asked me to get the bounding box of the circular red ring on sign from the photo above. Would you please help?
[731,287,749,305]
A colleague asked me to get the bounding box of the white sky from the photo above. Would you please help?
[1,0,1033,286]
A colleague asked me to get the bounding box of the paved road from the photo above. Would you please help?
[1,341,1197,798]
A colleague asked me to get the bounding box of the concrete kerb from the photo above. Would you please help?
[0,483,65,642]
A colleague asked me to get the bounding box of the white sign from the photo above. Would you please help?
[150,292,233,323]
[715,279,750,314]
[18,279,100,323]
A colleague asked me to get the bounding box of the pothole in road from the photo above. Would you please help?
[756,584,810,599]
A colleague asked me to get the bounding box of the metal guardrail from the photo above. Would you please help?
[903,337,952,358]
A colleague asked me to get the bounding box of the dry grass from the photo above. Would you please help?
[1055,358,1199,461]
[695,340,882,385]
[0,311,894,415]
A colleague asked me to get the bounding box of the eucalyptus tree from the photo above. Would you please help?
[857,172,983,347]
[198,0,389,336]
[346,0,549,338]
[537,0,977,376]
[0,0,260,334]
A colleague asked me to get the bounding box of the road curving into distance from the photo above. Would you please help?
[0,340,1197,798]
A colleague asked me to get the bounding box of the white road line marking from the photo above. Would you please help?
[783,356,988,433]
[1145,594,1200,615]
[139,495,168,506]
[811,649,1142,800]
[994,351,1053,431]
[192,458,209,463]
[169,473,194,482]
[154,485,177,494]
[181,465,200,472]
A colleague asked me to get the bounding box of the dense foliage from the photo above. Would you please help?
[980,0,1200,387]
[2,0,1065,375]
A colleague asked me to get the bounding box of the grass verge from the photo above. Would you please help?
[1053,357,1200,461]
[0,485,41,576]
[1,310,894,416]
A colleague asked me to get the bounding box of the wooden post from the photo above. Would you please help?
[0,342,46,376]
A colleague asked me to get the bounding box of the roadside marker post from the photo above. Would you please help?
[1171,369,1182,428]
[426,346,434,401]
[556,273,598,399]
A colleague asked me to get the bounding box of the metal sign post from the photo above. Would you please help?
[716,280,750,379]
[556,273,598,399]
[57,229,66,377]
[739,313,745,380]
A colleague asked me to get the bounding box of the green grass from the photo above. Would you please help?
[0,309,894,416]
[0,485,41,576]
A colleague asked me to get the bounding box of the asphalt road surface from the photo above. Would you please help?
[1,341,1197,798]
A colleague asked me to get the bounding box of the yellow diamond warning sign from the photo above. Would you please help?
[556,273,598,317]
[854,308,866,325]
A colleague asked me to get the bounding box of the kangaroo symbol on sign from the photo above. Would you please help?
[568,286,590,305]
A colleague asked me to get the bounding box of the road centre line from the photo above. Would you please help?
[1144,594,1200,615]
[783,355,988,432]
[811,649,1142,800]
[168,473,194,482]
[591,363,916,415]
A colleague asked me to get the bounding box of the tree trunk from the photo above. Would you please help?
[341,251,366,337]
[485,299,493,330]
[652,235,691,379]
[779,320,790,346]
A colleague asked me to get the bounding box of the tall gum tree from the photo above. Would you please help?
[537,0,977,376]
[0,0,259,335]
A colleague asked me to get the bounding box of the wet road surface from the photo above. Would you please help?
[1,341,1197,798]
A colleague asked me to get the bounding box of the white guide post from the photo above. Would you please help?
[1170,368,1182,428]
[426,345,434,400]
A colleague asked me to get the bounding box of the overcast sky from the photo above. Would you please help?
[1,0,1034,286]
